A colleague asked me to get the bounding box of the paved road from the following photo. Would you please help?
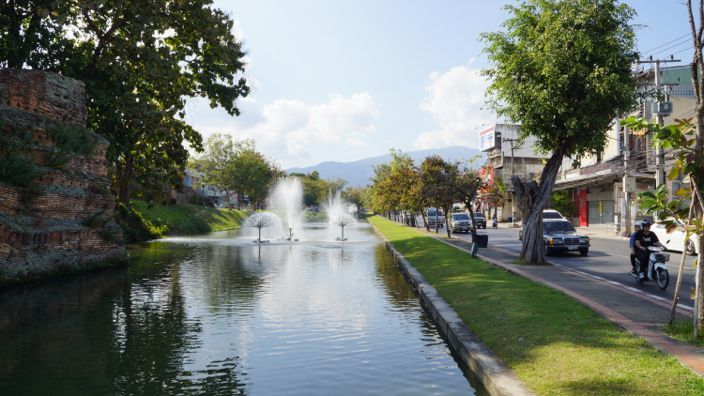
[429,224,698,311]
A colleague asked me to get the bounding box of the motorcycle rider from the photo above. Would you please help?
[633,219,664,279]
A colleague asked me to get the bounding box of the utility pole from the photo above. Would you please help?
[621,117,631,237]
[637,56,680,188]
[503,137,521,226]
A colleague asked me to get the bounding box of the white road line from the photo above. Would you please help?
[489,244,695,312]
[550,261,694,312]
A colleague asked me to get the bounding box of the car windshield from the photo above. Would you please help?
[543,221,576,233]
[543,211,562,219]
[473,213,485,219]
[453,214,470,221]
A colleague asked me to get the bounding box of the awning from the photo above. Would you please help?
[554,169,654,191]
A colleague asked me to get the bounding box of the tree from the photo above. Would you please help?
[420,156,457,238]
[290,172,346,209]
[343,186,367,217]
[369,163,395,216]
[0,1,73,69]
[551,191,576,221]
[191,134,247,205]
[482,0,637,263]
[0,1,250,205]
[680,0,704,337]
[231,146,280,209]
[450,168,485,234]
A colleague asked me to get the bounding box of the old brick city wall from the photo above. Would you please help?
[0,69,126,284]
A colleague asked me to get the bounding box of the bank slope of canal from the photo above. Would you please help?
[119,200,249,242]
[369,216,704,396]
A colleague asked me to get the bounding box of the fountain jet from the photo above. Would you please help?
[246,212,277,243]
[324,190,356,241]
[268,177,304,241]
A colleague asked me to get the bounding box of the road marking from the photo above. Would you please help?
[488,244,695,313]
[549,261,694,312]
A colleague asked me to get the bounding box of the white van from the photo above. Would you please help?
[426,208,445,228]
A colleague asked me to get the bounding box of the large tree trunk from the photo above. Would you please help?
[514,150,564,263]
[443,207,451,239]
[687,0,704,334]
[421,211,429,231]
[695,231,704,338]
[117,155,134,205]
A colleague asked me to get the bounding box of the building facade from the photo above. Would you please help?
[478,124,549,221]
[554,64,696,235]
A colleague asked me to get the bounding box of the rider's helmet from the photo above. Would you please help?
[641,219,651,228]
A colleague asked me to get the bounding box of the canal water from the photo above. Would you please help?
[0,222,482,395]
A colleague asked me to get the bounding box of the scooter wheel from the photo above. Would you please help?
[656,268,669,290]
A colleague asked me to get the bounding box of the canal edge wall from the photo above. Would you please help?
[371,227,532,396]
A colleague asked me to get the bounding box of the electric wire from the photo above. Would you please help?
[641,33,691,55]
[647,37,692,58]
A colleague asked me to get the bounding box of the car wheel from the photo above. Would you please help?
[687,240,697,256]
[579,248,588,256]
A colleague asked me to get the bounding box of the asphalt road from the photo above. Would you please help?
[429,223,698,311]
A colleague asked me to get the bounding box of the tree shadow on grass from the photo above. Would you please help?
[558,378,632,396]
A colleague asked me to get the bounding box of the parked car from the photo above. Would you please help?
[450,212,471,233]
[425,208,445,228]
[543,209,565,220]
[542,219,590,256]
[472,212,487,229]
[650,221,699,256]
[519,209,568,240]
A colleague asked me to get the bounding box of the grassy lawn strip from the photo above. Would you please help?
[370,216,704,395]
[129,200,249,238]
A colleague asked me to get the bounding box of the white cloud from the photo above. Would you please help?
[415,63,493,149]
[186,93,379,168]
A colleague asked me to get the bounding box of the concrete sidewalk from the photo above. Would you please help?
[430,233,704,376]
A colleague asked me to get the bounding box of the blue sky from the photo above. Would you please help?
[184,1,694,169]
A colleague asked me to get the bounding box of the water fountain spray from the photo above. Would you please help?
[268,177,304,241]
[332,214,354,241]
[247,213,275,243]
[324,190,356,241]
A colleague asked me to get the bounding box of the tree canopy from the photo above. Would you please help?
[0,1,250,204]
[191,134,280,208]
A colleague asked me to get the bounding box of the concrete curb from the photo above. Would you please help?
[372,228,533,395]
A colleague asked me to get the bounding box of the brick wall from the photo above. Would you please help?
[0,69,126,284]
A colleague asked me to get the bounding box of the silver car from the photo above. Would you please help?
[450,212,471,233]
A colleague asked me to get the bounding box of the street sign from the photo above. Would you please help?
[624,176,637,192]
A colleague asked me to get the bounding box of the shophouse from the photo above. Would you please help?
[554,64,696,235]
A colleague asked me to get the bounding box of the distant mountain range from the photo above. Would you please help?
[286,146,483,187]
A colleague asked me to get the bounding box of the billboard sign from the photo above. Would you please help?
[479,126,499,151]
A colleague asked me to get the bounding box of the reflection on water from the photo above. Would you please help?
[0,222,481,395]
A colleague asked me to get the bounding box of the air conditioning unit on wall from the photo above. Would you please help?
[651,101,673,117]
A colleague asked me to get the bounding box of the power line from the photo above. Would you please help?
[642,33,691,54]
[649,37,692,57]
[671,46,694,56]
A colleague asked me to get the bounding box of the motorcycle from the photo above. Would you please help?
[632,246,670,290]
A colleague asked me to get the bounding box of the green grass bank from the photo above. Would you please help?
[370,216,704,395]
[118,200,249,242]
